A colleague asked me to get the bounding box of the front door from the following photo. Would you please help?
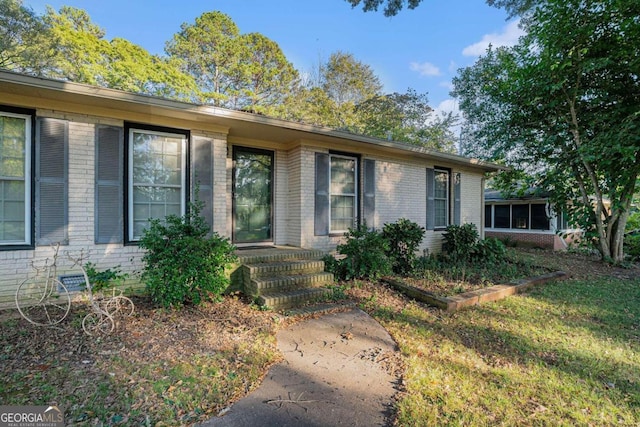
[232,147,274,244]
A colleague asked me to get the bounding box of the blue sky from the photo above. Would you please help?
[26,0,523,121]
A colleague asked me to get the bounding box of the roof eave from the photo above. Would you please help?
[0,70,505,172]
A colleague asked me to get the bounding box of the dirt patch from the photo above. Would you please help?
[0,295,282,425]
[398,276,490,297]
[515,248,640,281]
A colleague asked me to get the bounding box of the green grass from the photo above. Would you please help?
[360,277,640,426]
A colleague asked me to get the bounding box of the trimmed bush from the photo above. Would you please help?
[442,223,479,262]
[382,218,425,275]
[328,223,392,280]
[472,237,507,264]
[139,200,237,308]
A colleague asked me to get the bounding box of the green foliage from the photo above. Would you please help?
[624,234,640,261]
[472,237,507,264]
[441,224,479,263]
[453,0,640,262]
[138,200,237,308]
[41,6,198,100]
[166,11,299,110]
[381,218,425,275]
[345,0,423,16]
[327,223,391,281]
[354,89,458,152]
[0,0,56,74]
[84,262,128,293]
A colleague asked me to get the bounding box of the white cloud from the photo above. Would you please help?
[428,98,462,141]
[462,19,525,57]
[409,61,441,77]
[434,99,460,120]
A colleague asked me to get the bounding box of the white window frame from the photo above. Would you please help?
[0,111,31,246]
[486,202,551,231]
[434,169,449,228]
[329,154,358,234]
[128,128,187,241]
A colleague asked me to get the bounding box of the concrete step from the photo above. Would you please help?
[245,259,326,279]
[247,272,335,295]
[236,248,325,264]
[283,301,357,317]
[258,287,333,311]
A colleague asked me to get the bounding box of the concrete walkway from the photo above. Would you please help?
[200,308,401,427]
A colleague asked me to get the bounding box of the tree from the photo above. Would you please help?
[452,0,640,262]
[291,51,383,130]
[166,11,299,111]
[321,51,382,107]
[42,6,198,100]
[355,89,457,152]
[345,0,423,16]
[0,0,56,74]
[165,11,241,105]
[225,32,300,113]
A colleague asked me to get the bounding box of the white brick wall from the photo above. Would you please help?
[374,159,427,230]
[0,108,489,304]
[274,149,289,245]
[0,114,145,306]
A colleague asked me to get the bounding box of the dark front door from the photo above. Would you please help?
[232,147,273,244]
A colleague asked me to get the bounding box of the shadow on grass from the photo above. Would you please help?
[362,277,640,421]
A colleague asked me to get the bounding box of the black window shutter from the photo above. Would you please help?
[363,159,376,229]
[426,168,435,230]
[95,125,123,243]
[192,136,213,231]
[315,153,330,236]
[36,118,68,245]
[454,172,461,226]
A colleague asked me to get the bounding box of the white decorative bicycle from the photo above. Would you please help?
[15,244,71,327]
[16,245,134,336]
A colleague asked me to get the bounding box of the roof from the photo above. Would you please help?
[0,70,505,173]
[485,187,550,201]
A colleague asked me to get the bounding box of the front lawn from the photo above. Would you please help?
[1,249,638,426]
[347,250,640,425]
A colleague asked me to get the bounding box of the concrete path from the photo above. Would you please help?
[200,308,401,427]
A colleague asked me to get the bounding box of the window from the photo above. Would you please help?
[557,207,570,230]
[434,169,449,228]
[512,204,529,229]
[0,111,31,246]
[494,204,510,228]
[128,127,187,241]
[485,205,492,228]
[531,203,550,230]
[330,155,357,233]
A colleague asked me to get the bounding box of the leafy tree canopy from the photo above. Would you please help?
[355,89,457,152]
[165,11,299,110]
[0,0,56,74]
[345,0,423,16]
[0,4,457,155]
[453,0,640,262]
[44,6,198,100]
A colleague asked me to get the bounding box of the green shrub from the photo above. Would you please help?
[139,200,237,308]
[84,262,128,293]
[624,233,640,261]
[442,223,479,262]
[382,218,425,275]
[472,237,507,264]
[331,223,392,280]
